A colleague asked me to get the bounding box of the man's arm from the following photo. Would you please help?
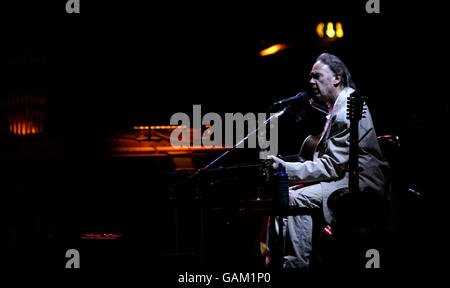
[270,120,349,184]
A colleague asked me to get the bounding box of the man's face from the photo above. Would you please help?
[309,61,338,104]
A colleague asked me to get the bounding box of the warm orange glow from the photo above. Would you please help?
[336,22,344,38]
[164,145,232,150]
[326,22,335,38]
[8,92,45,136]
[316,22,325,38]
[133,125,187,130]
[133,125,210,130]
[108,145,229,156]
[259,44,289,57]
[10,121,41,136]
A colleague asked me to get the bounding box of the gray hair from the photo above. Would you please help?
[316,53,356,89]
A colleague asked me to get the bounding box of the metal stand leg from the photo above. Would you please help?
[269,214,285,270]
[277,216,285,269]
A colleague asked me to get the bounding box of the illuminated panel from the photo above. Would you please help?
[8,53,47,136]
[8,89,46,136]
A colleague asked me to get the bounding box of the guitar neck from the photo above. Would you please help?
[348,120,360,193]
[347,90,366,194]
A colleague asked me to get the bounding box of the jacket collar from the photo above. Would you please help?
[327,87,354,119]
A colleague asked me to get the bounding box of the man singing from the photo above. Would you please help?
[268,53,388,268]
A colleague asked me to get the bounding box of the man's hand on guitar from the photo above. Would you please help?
[267,155,286,172]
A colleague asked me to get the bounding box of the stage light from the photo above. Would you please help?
[259,44,289,57]
[316,22,325,38]
[326,22,335,38]
[336,22,344,38]
[316,22,344,39]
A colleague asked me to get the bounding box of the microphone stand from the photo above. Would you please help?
[182,105,291,186]
[174,105,290,268]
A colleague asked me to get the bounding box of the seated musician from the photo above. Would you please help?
[267,53,389,268]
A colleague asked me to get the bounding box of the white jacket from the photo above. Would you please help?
[284,87,389,223]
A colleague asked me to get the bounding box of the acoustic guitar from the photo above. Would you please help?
[279,134,320,163]
[299,134,321,161]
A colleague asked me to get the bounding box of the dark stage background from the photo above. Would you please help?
[2,0,447,278]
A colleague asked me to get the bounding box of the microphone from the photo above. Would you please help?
[273,91,309,105]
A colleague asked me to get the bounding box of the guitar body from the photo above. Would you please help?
[278,135,320,163]
[299,135,321,161]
